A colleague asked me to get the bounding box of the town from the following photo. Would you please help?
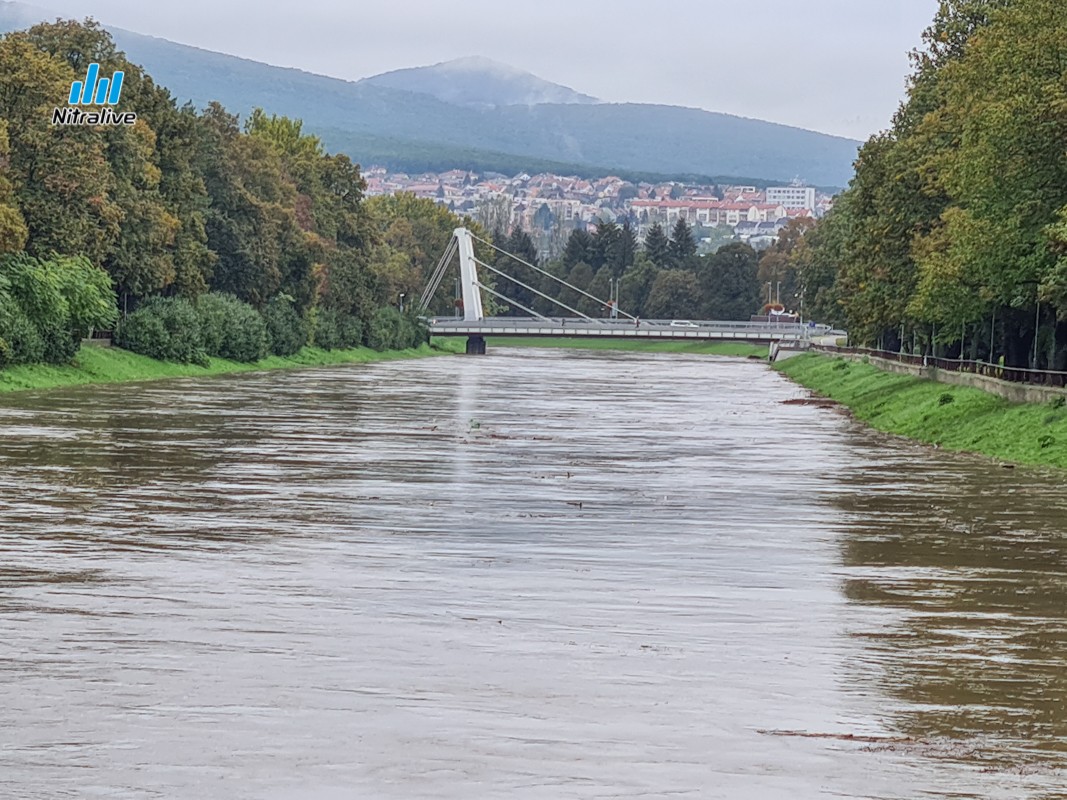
[364,167,833,259]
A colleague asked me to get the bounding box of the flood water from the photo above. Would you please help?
[1,348,1066,799]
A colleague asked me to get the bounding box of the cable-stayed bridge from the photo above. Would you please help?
[419,228,828,354]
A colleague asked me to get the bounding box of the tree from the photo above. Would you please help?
[496,226,540,315]
[618,252,658,318]
[562,228,595,271]
[0,120,27,253]
[591,219,620,273]
[757,217,815,312]
[561,261,595,316]
[618,220,637,272]
[668,218,697,268]
[643,222,671,269]
[0,33,120,264]
[644,270,700,319]
[701,243,760,320]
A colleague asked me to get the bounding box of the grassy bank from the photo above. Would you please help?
[775,353,1067,469]
[473,337,768,358]
[0,339,464,394]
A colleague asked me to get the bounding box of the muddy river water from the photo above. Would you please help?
[1,348,1066,799]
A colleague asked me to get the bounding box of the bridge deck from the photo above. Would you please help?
[429,318,824,342]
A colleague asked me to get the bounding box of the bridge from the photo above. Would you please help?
[420,228,828,354]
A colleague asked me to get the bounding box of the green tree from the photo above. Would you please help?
[644,270,700,319]
[668,218,697,268]
[0,120,27,253]
[702,243,760,320]
[0,33,120,263]
[562,228,595,271]
[643,222,671,269]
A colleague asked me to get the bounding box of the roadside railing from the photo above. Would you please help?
[812,345,1067,388]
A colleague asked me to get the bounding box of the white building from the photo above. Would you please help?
[766,185,816,210]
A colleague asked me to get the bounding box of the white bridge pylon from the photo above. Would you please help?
[455,227,484,322]
[417,227,632,323]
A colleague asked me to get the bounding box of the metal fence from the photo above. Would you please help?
[812,345,1067,388]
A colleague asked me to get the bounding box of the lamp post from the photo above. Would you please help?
[399,293,406,314]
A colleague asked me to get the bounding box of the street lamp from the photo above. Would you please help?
[399,293,406,314]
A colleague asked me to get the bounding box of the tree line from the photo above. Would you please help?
[477,217,811,323]
[0,17,809,370]
[0,20,495,366]
[780,0,1067,369]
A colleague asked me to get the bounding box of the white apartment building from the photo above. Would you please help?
[766,186,816,210]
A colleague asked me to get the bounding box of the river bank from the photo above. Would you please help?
[775,353,1067,469]
[0,340,463,394]
[472,337,768,357]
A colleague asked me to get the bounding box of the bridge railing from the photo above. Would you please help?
[429,316,832,334]
[811,344,1067,388]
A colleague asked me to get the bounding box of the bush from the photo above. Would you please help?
[1038,434,1055,450]
[367,307,401,351]
[1050,396,1065,410]
[938,392,955,406]
[367,307,427,351]
[0,297,44,365]
[37,318,79,364]
[196,293,269,362]
[313,308,365,351]
[115,297,207,365]
[263,296,307,356]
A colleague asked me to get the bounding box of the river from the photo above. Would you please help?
[0,348,1065,799]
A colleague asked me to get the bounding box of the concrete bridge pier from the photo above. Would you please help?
[465,336,486,355]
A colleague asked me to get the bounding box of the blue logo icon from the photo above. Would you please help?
[68,63,124,106]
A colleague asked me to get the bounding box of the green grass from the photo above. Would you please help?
[0,339,464,394]
[469,336,768,358]
[775,354,1067,469]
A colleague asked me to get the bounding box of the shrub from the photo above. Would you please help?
[311,307,340,351]
[337,314,364,349]
[196,293,268,362]
[0,297,44,365]
[366,307,405,350]
[938,392,955,406]
[0,253,117,366]
[366,307,428,351]
[1050,396,1065,410]
[263,296,307,356]
[37,318,79,364]
[115,297,207,365]
[1038,434,1055,450]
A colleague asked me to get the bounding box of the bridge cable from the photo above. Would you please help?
[418,238,459,312]
[474,257,593,321]
[473,281,552,322]
[470,233,636,320]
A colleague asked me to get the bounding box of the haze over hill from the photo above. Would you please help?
[363,56,599,109]
[0,2,860,186]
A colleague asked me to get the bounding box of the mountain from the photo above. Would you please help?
[0,3,860,186]
[362,56,599,109]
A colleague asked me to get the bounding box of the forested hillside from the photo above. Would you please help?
[0,3,860,186]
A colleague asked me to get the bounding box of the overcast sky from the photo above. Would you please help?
[37,0,939,141]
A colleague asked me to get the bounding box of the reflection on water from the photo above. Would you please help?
[0,348,1064,799]
[836,448,1067,768]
